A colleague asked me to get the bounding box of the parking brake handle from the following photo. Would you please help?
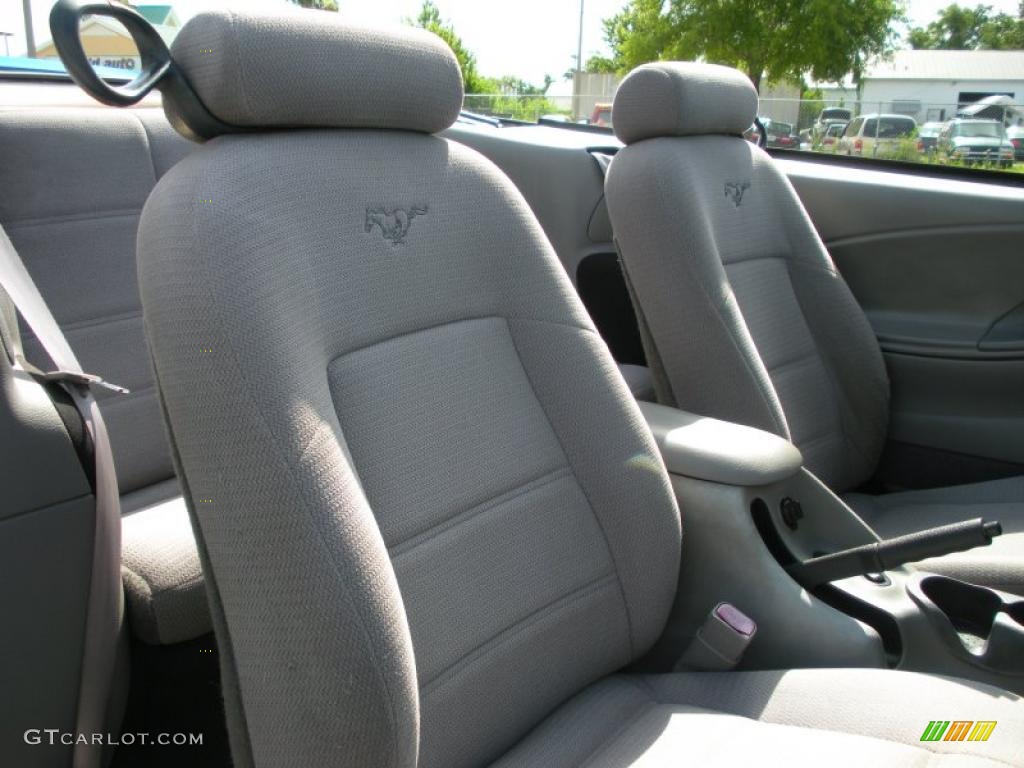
[787,518,1002,588]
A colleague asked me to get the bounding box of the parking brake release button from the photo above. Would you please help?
[675,602,757,672]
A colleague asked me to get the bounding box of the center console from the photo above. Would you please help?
[640,401,1024,695]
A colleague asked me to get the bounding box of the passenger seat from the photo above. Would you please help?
[604,62,1024,594]
[0,108,209,644]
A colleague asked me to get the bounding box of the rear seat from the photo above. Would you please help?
[0,107,209,645]
[0,105,651,646]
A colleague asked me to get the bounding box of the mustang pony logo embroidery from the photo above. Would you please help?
[724,181,750,207]
[365,206,428,244]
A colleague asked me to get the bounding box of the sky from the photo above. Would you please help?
[1,0,1021,91]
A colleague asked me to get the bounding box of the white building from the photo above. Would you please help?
[858,50,1024,124]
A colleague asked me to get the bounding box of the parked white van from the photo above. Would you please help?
[838,113,917,157]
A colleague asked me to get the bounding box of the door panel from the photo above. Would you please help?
[782,158,1024,481]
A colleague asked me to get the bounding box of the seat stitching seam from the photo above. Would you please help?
[791,427,840,450]
[767,351,819,377]
[722,252,787,268]
[420,573,618,697]
[388,465,571,558]
[324,315,595,372]
[21,310,144,339]
[504,317,636,657]
[129,110,160,185]
[2,208,142,228]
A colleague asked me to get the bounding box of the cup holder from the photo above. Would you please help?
[911,575,1024,673]
[920,576,1000,649]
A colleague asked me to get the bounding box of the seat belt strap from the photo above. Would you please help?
[0,224,122,768]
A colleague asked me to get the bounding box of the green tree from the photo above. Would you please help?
[979,9,1024,48]
[600,0,903,91]
[909,3,1024,49]
[584,55,618,73]
[289,0,339,11]
[908,4,992,48]
[411,0,486,93]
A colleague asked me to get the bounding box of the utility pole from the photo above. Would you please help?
[576,0,584,73]
[22,0,36,58]
[573,0,585,121]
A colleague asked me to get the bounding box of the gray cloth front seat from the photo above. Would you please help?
[605,62,1024,595]
[137,11,1024,767]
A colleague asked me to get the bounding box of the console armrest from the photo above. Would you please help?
[639,402,803,486]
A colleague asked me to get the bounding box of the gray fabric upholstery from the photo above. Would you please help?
[494,670,1024,767]
[611,63,758,145]
[619,363,654,400]
[0,107,211,643]
[138,126,682,768]
[137,36,1024,765]
[0,108,189,494]
[167,9,463,137]
[846,477,1024,594]
[606,61,1024,593]
[606,132,890,492]
[121,480,211,645]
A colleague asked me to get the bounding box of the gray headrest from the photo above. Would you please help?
[166,9,464,138]
[612,62,757,144]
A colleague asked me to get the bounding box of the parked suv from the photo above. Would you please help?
[937,119,1015,168]
[838,113,917,157]
[813,106,853,141]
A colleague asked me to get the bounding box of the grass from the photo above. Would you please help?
[808,146,1022,175]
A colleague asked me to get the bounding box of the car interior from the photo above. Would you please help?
[1,2,1023,767]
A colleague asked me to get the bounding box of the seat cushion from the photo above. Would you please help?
[493,670,1024,767]
[120,480,212,644]
[845,476,1024,595]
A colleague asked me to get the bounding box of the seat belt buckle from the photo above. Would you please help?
[675,602,756,672]
[41,369,130,395]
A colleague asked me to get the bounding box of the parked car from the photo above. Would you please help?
[838,113,917,157]
[937,118,1015,167]
[590,102,612,127]
[820,121,847,149]
[916,121,944,154]
[813,106,853,140]
[1007,124,1024,161]
[762,118,797,148]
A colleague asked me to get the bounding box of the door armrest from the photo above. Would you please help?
[639,401,803,486]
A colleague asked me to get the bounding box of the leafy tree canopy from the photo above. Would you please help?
[411,0,488,92]
[908,3,1024,49]
[289,0,339,11]
[599,0,904,91]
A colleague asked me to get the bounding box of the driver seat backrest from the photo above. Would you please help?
[605,63,890,493]
[138,10,681,768]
